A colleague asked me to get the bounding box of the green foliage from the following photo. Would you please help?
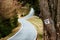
[30,0,40,16]
[0,15,18,38]
[19,0,40,16]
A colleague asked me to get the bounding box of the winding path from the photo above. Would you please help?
[8,8,37,40]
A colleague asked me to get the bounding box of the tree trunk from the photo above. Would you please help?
[39,0,56,40]
[57,0,60,40]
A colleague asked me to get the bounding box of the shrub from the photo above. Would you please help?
[0,15,18,38]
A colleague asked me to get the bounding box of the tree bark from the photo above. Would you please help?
[57,0,60,40]
[39,0,56,40]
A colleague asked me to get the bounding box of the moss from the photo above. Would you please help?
[0,14,18,38]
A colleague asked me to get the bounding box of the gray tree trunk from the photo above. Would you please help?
[39,0,56,40]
